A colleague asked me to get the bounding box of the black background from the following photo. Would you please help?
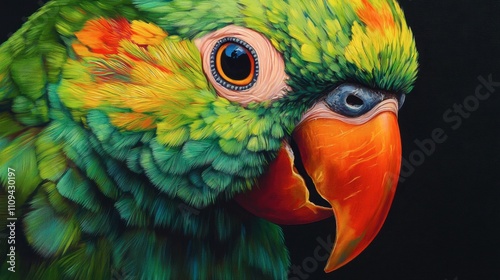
[1,1,499,279]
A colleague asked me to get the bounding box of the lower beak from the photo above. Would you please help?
[235,101,401,272]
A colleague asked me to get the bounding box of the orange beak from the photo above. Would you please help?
[235,100,402,272]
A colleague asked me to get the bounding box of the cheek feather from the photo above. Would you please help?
[195,25,290,105]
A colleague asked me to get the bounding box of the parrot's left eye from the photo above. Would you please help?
[211,38,258,91]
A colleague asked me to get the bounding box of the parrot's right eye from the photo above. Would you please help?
[195,25,289,105]
[211,38,259,91]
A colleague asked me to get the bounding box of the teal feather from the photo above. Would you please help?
[212,153,244,174]
[115,196,150,227]
[125,148,143,173]
[56,169,101,212]
[201,167,232,190]
[150,195,178,228]
[76,208,115,235]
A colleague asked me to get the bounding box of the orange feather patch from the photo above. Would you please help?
[356,0,395,33]
[61,19,203,133]
[73,18,168,57]
[108,112,157,131]
[75,18,133,55]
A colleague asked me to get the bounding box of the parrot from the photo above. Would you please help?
[0,0,418,279]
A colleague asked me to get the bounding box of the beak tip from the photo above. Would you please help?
[324,259,349,273]
[323,239,361,273]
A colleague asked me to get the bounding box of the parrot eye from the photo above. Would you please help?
[211,38,259,90]
[195,25,288,105]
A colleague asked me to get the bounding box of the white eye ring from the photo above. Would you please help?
[195,25,290,106]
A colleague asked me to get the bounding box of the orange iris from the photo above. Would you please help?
[215,42,255,86]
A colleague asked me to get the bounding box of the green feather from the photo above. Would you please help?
[56,239,112,280]
[24,191,81,257]
[0,130,42,205]
[35,132,67,181]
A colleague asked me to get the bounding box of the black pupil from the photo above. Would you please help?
[220,43,251,81]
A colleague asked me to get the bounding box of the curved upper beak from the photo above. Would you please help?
[235,85,403,272]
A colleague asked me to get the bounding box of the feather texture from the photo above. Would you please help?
[0,0,417,279]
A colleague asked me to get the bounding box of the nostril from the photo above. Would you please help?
[346,94,364,108]
[324,83,386,117]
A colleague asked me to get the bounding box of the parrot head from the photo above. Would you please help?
[55,0,417,273]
